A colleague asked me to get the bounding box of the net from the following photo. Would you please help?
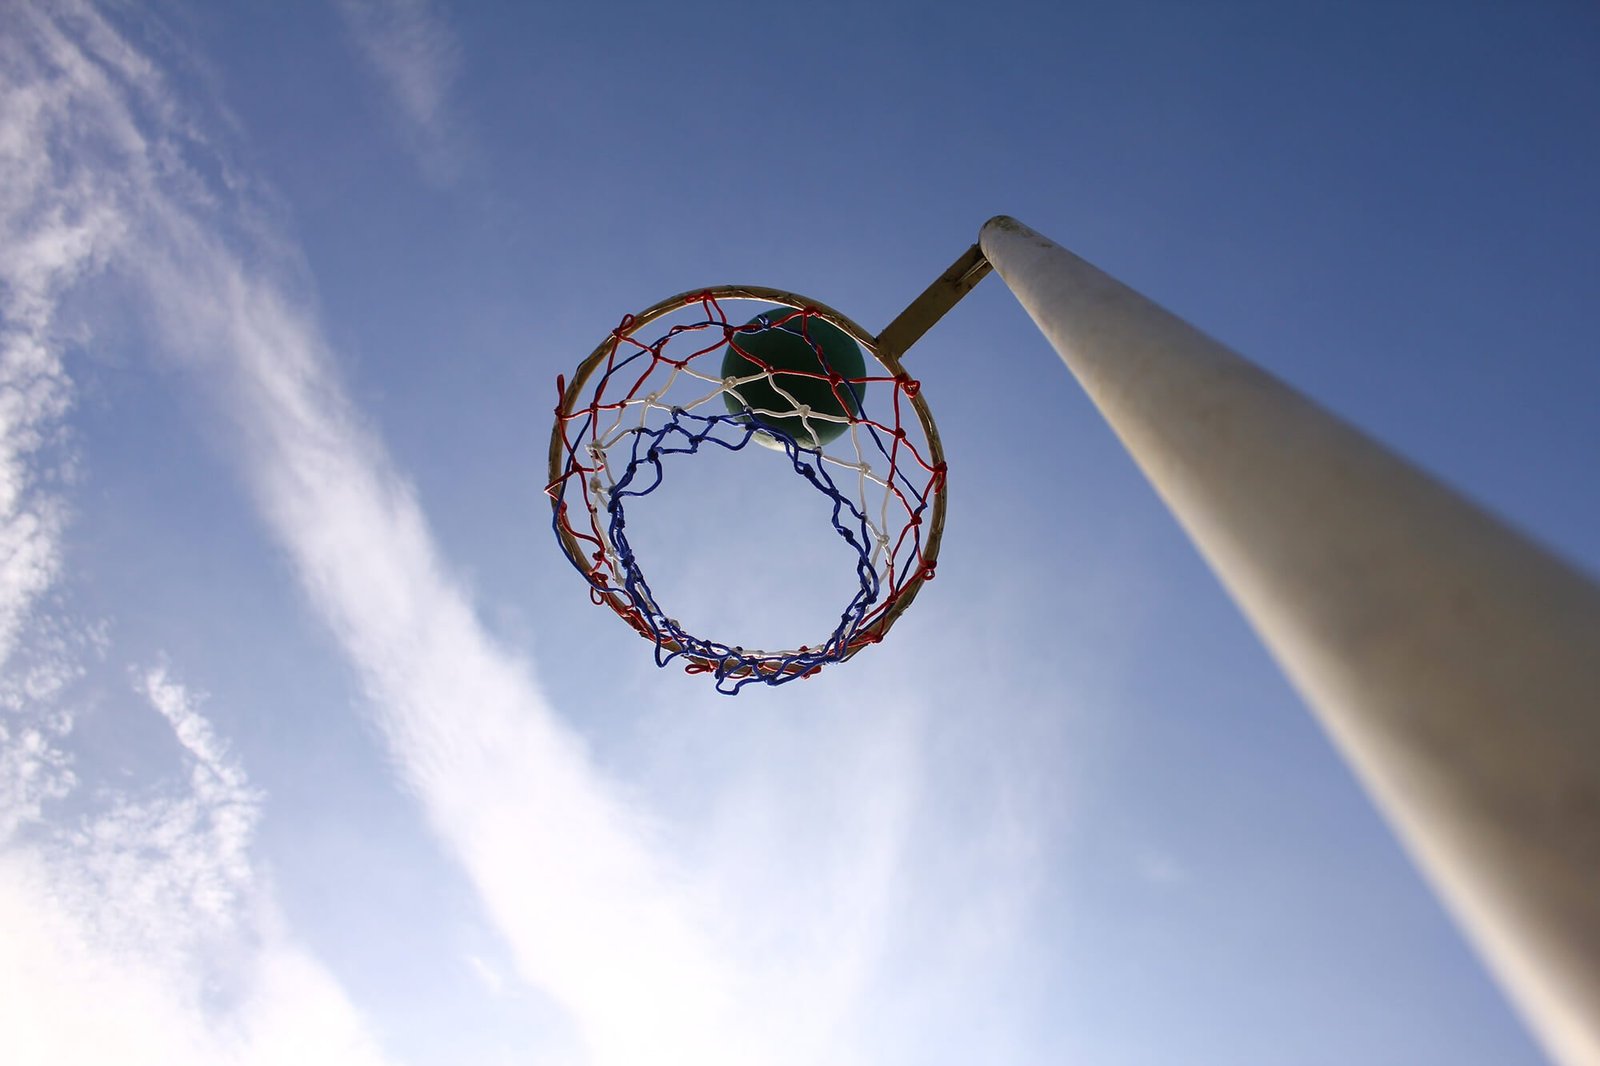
[547,287,946,694]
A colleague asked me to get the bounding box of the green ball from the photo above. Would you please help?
[720,309,868,449]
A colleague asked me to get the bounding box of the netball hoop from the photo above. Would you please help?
[547,250,988,693]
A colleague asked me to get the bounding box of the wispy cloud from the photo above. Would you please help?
[1,5,1037,1065]
[335,0,466,184]
[0,8,394,1062]
[0,665,393,1066]
[1,4,764,1061]
[1,0,126,845]
[158,164,786,1066]
[0,50,91,669]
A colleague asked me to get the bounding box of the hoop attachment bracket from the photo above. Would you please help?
[874,243,992,361]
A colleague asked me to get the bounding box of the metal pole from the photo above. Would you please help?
[979,215,1600,1066]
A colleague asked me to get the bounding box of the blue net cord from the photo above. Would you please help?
[549,295,945,694]
[605,410,880,695]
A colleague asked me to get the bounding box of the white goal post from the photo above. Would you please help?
[980,215,1600,1066]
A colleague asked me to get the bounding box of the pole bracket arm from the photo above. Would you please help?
[875,242,992,360]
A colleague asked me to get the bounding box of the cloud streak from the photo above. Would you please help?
[335,0,466,184]
[0,666,393,1066]
[0,4,764,1062]
[0,8,394,1063]
[1,6,1030,1065]
[196,275,748,1062]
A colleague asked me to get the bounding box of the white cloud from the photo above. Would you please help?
[55,666,264,940]
[335,0,465,184]
[0,668,393,1066]
[0,709,75,838]
[121,48,904,1066]
[1,4,754,1062]
[0,6,1036,1066]
[169,248,754,1066]
[0,120,85,666]
[0,1,121,843]
[0,9,395,1061]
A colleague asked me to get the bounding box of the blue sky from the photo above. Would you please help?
[2,1,1597,1064]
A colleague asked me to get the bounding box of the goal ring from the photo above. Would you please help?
[547,286,947,692]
